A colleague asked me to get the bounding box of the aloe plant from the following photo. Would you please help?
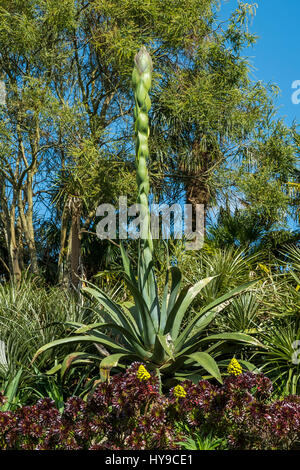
[33,47,263,383]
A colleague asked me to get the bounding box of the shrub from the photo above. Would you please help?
[169,372,300,450]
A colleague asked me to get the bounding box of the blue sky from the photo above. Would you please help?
[220,0,300,126]
[212,1,299,232]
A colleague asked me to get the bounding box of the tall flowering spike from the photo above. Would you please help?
[227,358,243,376]
[132,46,153,253]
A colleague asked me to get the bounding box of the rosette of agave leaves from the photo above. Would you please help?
[33,47,263,384]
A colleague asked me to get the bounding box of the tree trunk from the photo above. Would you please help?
[184,176,210,232]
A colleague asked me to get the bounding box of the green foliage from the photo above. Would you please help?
[0,275,93,402]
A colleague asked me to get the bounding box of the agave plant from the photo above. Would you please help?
[33,47,262,384]
[177,426,225,450]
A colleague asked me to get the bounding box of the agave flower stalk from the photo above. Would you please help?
[131,47,159,345]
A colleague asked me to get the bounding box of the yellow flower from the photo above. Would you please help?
[227,358,242,376]
[173,385,187,398]
[296,285,300,292]
[136,365,151,381]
